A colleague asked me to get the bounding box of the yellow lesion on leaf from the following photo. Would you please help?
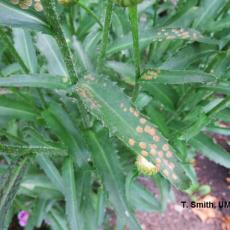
[136,155,159,176]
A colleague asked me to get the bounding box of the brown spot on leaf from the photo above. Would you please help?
[141,151,149,157]
[139,142,147,149]
[163,144,169,151]
[128,138,135,146]
[136,126,143,133]
[166,151,173,158]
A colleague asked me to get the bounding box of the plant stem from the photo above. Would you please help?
[128,5,141,101]
[78,2,103,29]
[96,0,113,73]
[41,0,78,84]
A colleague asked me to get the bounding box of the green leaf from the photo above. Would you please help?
[0,27,28,73]
[13,28,38,73]
[36,155,65,193]
[0,96,38,120]
[190,133,230,169]
[106,61,135,85]
[205,125,230,136]
[107,27,216,55]
[86,130,141,230]
[47,209,69,230]
[193,0,226,29]
[160,46,215,70]
[25,199,47,230]
[0,157,30,229]
[0,1,49,32]
[201,82,230,95]
[0,74,70,89]
[62,157,81,230]
[75,168,97,230]
[152,174,172,211]
[36,33,68,76]
[20,175,62,199]
[140,69,216,84]
[42,102,89,166]
[0,144,67,157]
[76,77,192,190]
[129,181,161,212]
[96,189,106,227]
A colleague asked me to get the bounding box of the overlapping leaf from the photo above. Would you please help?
[107,27,216,55]
[190,133,230,169]
[0,1,49,32]
[76,77,192,190]
[140,69,216,84]
[0,74,70,89]
[86,130,141,229]
[0,157,30,229]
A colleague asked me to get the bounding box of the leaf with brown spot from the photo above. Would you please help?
[76,77,192,191]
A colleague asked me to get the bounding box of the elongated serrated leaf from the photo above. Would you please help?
[193,0,226,29]
[0,157,30,229]
[129,182,161,212]
[140,69,216,84]
[13,28,38,73]
[0,1,49,32]
[20,175,62,199]
[62,157,81,230]
[160,46,215,70]
[107,27,216,55]
[0,74,70,89]
[76,77,192,190]
[42,102,89,166]
[0,96,38,120]
[36,155,64,193]
[0,27,28,73]
[36,33,68,76]
[86,131,141,230]
[0,144,67,157]
[205,126,230,136]
[75,168,97,230]
[47,209,69,230]
[190,133,230,169]
[201,83,230,95]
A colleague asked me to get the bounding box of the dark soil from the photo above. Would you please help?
[136,155,230,230]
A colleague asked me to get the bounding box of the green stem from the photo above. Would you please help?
[96,0,113,73]
[78,2,103,29]
[41,0,78,84]
[128,5,141,101]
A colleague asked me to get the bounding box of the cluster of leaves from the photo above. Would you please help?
[0,0,230,229]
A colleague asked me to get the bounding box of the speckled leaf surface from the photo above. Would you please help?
[76,77,192,190]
